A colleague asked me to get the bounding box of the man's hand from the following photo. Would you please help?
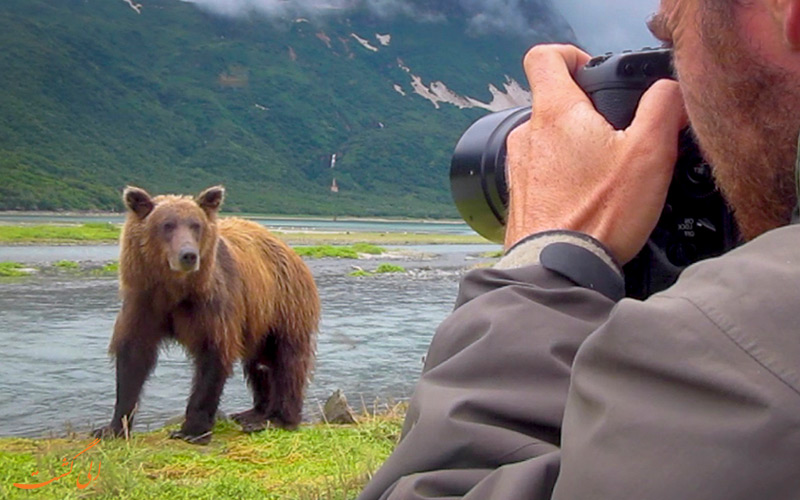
[505,44,688,264]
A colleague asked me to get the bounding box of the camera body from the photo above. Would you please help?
[450,48,739,299]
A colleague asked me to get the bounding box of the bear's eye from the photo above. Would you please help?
[163,221,177,233]
[189,222,202,234]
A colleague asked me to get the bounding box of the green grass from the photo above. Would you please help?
[348,263,406,277]
[348,269,372,278]
[293,244,386,259]
[375,264,406,274]
[350,243,384,255]
[54,260,80,270]
[294,245,360,259]
[92,262,119,275]
[0,260,122,278]
[0,223,120,243]
[0,262,28,277]
[0,409,405,499]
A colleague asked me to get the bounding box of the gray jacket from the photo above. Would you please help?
[358,223,800,499]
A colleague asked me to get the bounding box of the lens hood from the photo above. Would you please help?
[450,106,530,243]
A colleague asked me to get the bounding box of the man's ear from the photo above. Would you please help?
[784,0,800,49]
[123,186,154,219]
[197,185,225,215]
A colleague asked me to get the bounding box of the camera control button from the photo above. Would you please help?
[622,63,635,76]
[587,54,611,67]
[687,163,713,185]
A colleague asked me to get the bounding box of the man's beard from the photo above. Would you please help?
[676,4,799,240]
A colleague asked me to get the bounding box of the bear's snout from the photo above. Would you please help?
[171,246,200,273]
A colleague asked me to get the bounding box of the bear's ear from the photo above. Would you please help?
[197,185,225,215]
[123,186,154,219]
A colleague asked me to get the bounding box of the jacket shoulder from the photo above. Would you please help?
[662,224,800,394]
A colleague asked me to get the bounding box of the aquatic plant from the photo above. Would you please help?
[348,263,406,277]
[54,260,80,270]
[374,264,406,274]
[90,261,120,276]
[294,244,385,259]
[348,269,372,277]
[350,243,384,255]
[0,262,27,277]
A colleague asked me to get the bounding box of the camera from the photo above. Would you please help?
[450,48,739,299]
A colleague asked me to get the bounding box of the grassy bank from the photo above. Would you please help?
[0,223,488,246]
[0,261,119,278]
[0,223,120,244]
[0,409,404,499]
[294,243,384,259]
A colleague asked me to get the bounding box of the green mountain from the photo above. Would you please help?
[0,0,574,217]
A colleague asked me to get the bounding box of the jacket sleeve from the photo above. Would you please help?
[357,262,618,500]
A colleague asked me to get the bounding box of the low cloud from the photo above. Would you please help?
[180,0,433,20]
[181,0,571,39]
[553,0,660,53]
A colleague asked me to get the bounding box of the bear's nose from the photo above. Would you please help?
[179,249,199,270]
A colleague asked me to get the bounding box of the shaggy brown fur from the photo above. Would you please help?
[93,185,320,444]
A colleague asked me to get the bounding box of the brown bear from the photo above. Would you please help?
[93,185,320,444]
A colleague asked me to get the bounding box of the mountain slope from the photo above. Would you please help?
[0,0,574,216]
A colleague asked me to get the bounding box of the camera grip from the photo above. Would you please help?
[588,88,645,130]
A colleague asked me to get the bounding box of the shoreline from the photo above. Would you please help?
[0,210,467,225]
[0,224,492,247]
[0,232,491,246]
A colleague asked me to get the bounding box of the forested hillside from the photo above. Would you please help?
[0,0,574,216]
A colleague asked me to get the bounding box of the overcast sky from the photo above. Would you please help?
[553,0,660,53]
[182,0,662,54]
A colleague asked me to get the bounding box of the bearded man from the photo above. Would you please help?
[358,0,800,499]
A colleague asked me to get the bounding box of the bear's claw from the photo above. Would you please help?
[91,425,124,439]
[231,408,271,433]
[168,429,212,445]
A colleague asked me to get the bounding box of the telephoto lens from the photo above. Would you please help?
[450,48,738,299]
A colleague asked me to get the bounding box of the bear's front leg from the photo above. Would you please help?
[93,336,159,438]
[169,343,229,445]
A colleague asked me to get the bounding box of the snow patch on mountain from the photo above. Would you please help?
[317,31,333,48]
[376,33,391,46]
[122,0,143,13]
[395,58,529,111]
[351,33,378,52]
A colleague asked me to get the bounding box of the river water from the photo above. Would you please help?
[0,217,499,437]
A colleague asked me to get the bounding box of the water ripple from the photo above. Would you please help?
[0,246,494,437]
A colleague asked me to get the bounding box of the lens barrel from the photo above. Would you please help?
[450,106,530,243]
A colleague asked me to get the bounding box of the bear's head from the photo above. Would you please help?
[122,185,225,275]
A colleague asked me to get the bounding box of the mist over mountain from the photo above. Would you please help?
[183,0,574,39]
[0,0,574,216]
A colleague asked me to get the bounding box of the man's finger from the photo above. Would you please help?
[523,44,593,114]
[627,79,688,149]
